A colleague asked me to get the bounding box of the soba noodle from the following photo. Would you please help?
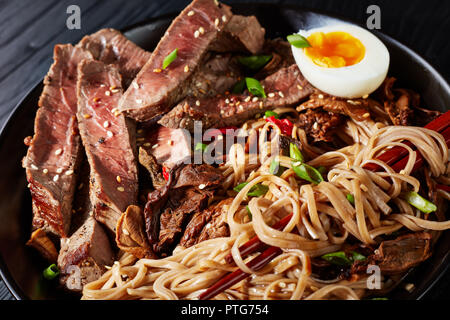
[82,107,449,300]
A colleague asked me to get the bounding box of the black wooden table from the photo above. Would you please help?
[0,0,449,300]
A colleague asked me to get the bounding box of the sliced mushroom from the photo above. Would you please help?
[26,228,58,262]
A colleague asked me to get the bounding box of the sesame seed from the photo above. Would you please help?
[27,183,31,188]
[122,228,130,235]
[405,283,415,292]
[136,99,143,104]
[153,68,162,73]
[259,102,263,109]
[111,88,120,93]
[194,30,200,38]
[114,111,121,117]
[399,169,406,175]
[65,170,74,176]
[116,176,122,183]
[268,93,275,98]
[168,140,173,146]
[93,97,100,102]
[111,108,118,114]
[222,15,227,22]
[214,18,219,26]
[236,101,240,106]
[105,91,111,96]
[363,113,370,118]
[117,187,125,192]
[199,27,205,34]
[103,121,110,128]
[78,183,84,190]
[252,97,259,102]
[43,169,48,174]
[55,148,62,155]
[107,131,113,138]
[244,96,251,102]
[184,65,189,73]
[100,84,106,87]
[318,94,324,99]
[297,85,303,90]
[83,114,91,119]
[198,184,206,189]
[152,144,159,149]
[313,122,318,130]
[137,129,144,134]
[225,98,230,104]
[362,94,369,99]
[195,100,200,106]
[144,142,151,147]
[278,91,285,98]
[132,82,139,89]
[56,168,63,174]
[53,175,59,182]
[187,10,195,16]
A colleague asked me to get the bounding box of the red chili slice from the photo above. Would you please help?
[162,167,169,181]
[265,116,293,136]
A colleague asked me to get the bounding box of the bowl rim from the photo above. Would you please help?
[0,3,449,300]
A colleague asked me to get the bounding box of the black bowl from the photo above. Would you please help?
[0,3,449,300]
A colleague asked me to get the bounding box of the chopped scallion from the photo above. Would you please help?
[237,55,272,71]
[264,110,279,119]
[234,182,269,197]
[402,191,437,214]
[232,79,246,94]
[292,163,323,185]
[287,34,311,48]
[43,264,60,280]
[162,48,178,69]
[245,77,266,98]
[289,143,304,162]
[347,194,355,205]
[195,142,208,152]
[246,206,252,220]
[269,159,280,175]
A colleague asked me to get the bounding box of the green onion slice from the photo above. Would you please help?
[402,191,437,213]
[287,34,311,48]
[234,182,269,197]
[347,194,355,205]
[195,142,208,152]
[289,143,304,162]
[238,55,272,71]
[269,159,280,175]
[371,297,388,300]
[321,251,352,266]
[292,163,324,185]
[162,48,178,69]
[43,264,60,280]
[264,110,279,119]
[321,251,366,266]
[245,77,266,98]
[317,166,327,175]
[246,206,253,220]
[232,79,246,94]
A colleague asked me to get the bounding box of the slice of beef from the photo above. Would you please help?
[77,60,138,232]
[352,232,432,275]
[188,53,243,98]
[26,228,59,262]
[118,0,233,122]
[158,64,314,131]
[180,198,232,247]
[22,44,93,237]
[297,92,371,122]
[77,28,152,88]
[57,217,114,292]
[296,109,345,143]
[144,164,224,256]
[116,205,157,259]
[209,15,265,54]
[139,125,192,169]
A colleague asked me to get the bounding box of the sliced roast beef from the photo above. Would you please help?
[158,64,314,131]
[209,15,265,54]
[180,198,232,247]
[352,232,432,275]
[22,44,93,237]
[138,125,192,169]
[77,28,151,88]
[297,109,345,142]
[118,0,233,122]
[188,53,243,98]
[58,217,114,292]
[144,164,224,256]
[77,60,138,232]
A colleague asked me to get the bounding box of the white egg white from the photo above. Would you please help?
[292,24,390,99]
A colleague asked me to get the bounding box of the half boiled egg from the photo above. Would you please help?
[291,24,390,98]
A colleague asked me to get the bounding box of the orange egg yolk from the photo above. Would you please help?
[304,31,365,68]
